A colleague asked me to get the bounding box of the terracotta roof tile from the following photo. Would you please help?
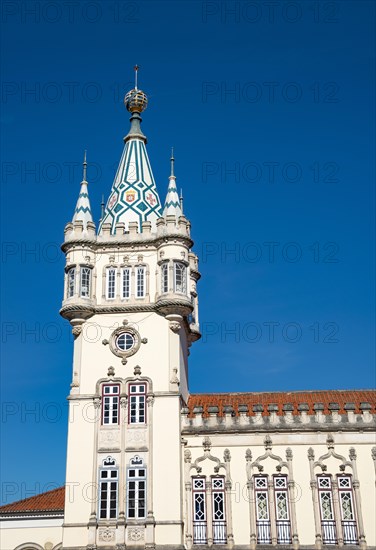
[187,390,376,416]
[0,486,65,514]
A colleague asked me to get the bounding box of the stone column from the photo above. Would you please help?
[308,449,322,549]
[225,480,234,548]
[349,449,367,549]
[332,478,343,546]
[268,477,277,545]
[185,481,193,549]
[286,449,299,549]
[206,478,213,546]
[246,450,257,550]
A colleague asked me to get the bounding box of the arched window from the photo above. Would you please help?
[254,474,292,544]
[317,474,358,545]
[192,476,227,545]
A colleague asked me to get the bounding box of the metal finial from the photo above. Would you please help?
[82,150,87,182]
[170,147,175,177]
[179,188,184,214]
[100,194,105,221]
[134,65,139,90]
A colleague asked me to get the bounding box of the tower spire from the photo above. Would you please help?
[163,148,182,218]
[98,68,162,234]
[72,151,93,230]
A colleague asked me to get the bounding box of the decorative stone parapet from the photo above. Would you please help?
[181,402,376,433]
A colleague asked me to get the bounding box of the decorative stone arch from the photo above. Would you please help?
[245,435,299,549]
[184,437,234,549]
[307,434,366,549]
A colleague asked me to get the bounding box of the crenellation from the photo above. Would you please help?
[142,220,152,234]
[101,222,112,237]
[87,221,96,236]
[115,222,125,235]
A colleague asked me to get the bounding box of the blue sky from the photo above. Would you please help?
[1,0,375,504]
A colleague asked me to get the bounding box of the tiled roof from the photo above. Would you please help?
[0,486,65,514]
[187,390,376,416]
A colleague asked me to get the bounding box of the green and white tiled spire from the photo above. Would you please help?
[163,150,182,218]
[99,74,162,234]
[72,151,93,229]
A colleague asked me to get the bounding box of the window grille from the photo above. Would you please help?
[106,267,116,299]
[193,478,207,544]
[102,385,120,425]
[338,475,358,545]
[212,477,227,544]
[254,476,271,544]
[274,476,292,544]
[318,476,337,544]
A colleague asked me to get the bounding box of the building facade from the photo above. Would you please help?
[1,83,375,550]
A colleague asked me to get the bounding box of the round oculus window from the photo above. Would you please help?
[116,332,135,351]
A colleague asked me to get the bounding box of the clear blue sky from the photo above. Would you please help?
[1,1,375,504]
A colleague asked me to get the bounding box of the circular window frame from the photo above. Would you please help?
[109,326,141,359]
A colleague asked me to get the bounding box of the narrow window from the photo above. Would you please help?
[80,267,91,298]
[174,262,186,294]
[193,477,207,544]
[136,266,145,298]
[127,466,146,519]
[122,267,131,299]
[161,262,168,294]
[102,385,120,425]
[318,476,337,544]
[129,384,146,424]
[273,476,292,544]
[67,267,76,298]
[338,475,358,545]
[212,477,226,544]
[106,267,116,299]
[99,459,118,519]
[254,476,271,544]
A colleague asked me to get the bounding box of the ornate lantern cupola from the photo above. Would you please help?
[99,66,162,234]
